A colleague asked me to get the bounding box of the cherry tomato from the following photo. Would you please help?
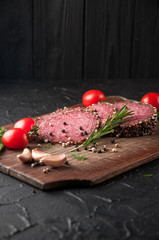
[2,128,28,149]
[141,92,159,111]
[14,118,35,133]
[82,90,106,107]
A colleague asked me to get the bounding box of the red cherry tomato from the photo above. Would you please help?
[82,90,106,107]
[14,118,35,133]
[141,92,159,111]
[2,128,28,149]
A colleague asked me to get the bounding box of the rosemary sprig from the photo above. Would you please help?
[71,105,134,151]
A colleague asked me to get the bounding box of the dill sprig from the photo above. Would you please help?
[71,105,134,151]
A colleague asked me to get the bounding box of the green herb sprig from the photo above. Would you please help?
[28,125,39,142]
[71,152,87,161]
[45,143,52,149]
[0,127,6,151]
[72,105,134,152]
[144,174,153,177]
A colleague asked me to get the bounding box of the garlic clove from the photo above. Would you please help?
[17,148,32,163]
[40,154,67,167]
[32,148,50,161]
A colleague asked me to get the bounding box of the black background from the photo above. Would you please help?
[0,1,159,239]
[0,0,159,80]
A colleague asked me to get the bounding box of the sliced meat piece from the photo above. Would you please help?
[113,101,158,137]
[36,107,100,144]
[36,107,83,127]
[88,102,116,126]
[35,107,70,128]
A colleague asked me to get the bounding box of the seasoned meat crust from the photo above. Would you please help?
[36,107,100,144]
[112,101,158,137]
[36,100,158,143]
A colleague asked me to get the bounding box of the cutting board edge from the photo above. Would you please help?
[92,151,159,185]
[8,168,45,190]
[42,179,94,190]
[1,150,158,191]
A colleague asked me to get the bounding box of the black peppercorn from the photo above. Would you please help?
[97,150,102,153]
[111,139,115,144]
[84,131,88,135]
[80,132,84,136]
[63,122,66,125]
[62,129,65,133]
[65,161,69,165]
[79,126,82,130]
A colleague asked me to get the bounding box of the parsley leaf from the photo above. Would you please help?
[0,127,6,151]
[45,143,52,149]
[71,152,87,161]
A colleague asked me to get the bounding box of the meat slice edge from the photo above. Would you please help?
[88,102,116,126]
[112,101,158,137]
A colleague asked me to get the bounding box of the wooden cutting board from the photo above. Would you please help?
[0,96,159,190]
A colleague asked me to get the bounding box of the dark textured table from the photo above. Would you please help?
[0,79,159,240]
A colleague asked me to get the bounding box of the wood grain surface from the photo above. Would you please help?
[84,0,159,79]
[0,0,33,79]
[84,0,136,79]
[0,96,159,190]
[1,1,159,79]
[33,0,84,79]
[131,0,159,78]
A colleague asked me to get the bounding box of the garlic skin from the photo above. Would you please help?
[40,154,67,167]
[32,148,50,161]
[17,148,67,168]
[17,148,32,163]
